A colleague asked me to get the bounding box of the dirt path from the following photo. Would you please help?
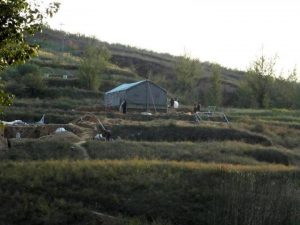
[73,140,90,160]
[78,127,95,140]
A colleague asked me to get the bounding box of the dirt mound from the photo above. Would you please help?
[39,131,81,142]
[73,114,100,124]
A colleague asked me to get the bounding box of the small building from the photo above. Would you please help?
[104,80,167,112]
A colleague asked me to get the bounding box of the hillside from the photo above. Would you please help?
[29,28,244,104]
[1,27,300,225]
[2,27,299,111]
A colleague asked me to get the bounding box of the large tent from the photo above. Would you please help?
[104,80,167,111]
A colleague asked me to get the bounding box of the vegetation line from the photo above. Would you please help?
[5,160,298,172]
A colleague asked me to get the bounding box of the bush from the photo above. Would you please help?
[21,73,45,97]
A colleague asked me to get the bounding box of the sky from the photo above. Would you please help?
[46,0,300,75]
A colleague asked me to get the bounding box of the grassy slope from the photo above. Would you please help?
[31,28,244,97]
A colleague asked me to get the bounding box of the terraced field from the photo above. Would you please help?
[1,100,300,224]
[1,27,300,224]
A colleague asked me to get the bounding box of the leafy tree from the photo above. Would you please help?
[0,0,59,111]
[235,80,255,108]
[21,67,45,97]
[0,85,13,113]
[206,63,222,106]
[2,63,44,97]
[175,53,202,99]
[237,54,300,109]
[243,54,276,108]
[78,44,111,91]
[0,0,60,70]
[294,84,300,109]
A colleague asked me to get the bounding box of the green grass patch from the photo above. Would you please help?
[84,141,299,165]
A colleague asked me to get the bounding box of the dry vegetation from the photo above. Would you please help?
[1,106,300,225]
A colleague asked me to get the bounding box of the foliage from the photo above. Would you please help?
[0,83,14,113]
[0,0,59,112]
[206,63,222,106]
[237,54,299,109]
[78,42,111,91]
[235,79,256,108]
[246,54,276,108]
[269,68,298,108]
[0,160,298,225]
[0,0,60,70]
[175,53,202,97]
[21,70,45,97]
[2,63,45,97]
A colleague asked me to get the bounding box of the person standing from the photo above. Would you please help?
[122,100,127,114]
[170,98,174,107]
[196,102,201,112]
[193,103,197,113]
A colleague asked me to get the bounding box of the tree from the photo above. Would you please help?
[79,44,111,91]
[23,73,45,96]
[270,67,298,108]
[175,53,202,99]
[243,54,276,108]
[0,0,59,109]
[237,54,300,109]
[0,0,60,70]
[1,63,45,97]
[206,63,222,106]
